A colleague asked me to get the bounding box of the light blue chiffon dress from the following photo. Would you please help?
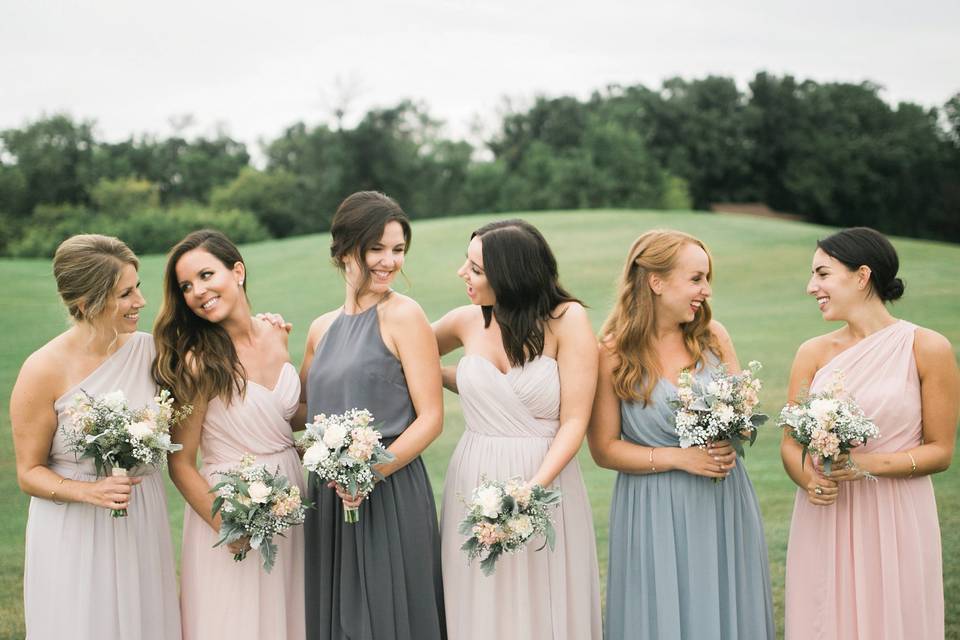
[605,361,775,640]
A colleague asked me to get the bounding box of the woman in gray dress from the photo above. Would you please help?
[588,229,774,640]
[298,191,446,640]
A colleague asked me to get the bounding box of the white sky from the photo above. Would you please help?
[2,0,957,154]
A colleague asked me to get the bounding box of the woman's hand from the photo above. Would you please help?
[677,441,736,479]
[816,453,867,482]
[805,473,839,506]
[227,536,251,555]
[256,312,292,333]
[328,480,365,510]
[83,475,142,510]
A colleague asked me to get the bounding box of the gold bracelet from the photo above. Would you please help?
[649,447,656,473]
[906,451,917,478]
[50,477,66,505]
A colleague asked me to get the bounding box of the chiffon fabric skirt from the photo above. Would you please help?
[304,453,446,640]
[23,467,180,640]
[180,448,306,640]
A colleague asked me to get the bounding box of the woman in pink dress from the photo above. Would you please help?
[154,230,305,640]
[781,227,959,639]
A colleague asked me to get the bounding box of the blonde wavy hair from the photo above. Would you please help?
[53,234,139,323]
[601,229,721,405]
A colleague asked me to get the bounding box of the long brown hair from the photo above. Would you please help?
[152,230,248,405]
[473,219,580,367]
[601,229,720,405]
[329,191,411,304]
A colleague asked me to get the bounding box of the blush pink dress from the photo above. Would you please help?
[179,362,306,640]
[785,320,943,639]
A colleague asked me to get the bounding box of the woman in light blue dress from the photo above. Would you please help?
[588,229,774,640]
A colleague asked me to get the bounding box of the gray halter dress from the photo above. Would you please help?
[304,302,445,640]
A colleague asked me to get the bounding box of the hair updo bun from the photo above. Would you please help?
[816,227,904,303]
[881,277,905,302]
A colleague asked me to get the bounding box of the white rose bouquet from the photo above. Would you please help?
[62,388,189,516]
[458,476,562,576]
[210,454,308,572]
[298,408,395,523]
[669,360,768,460]
[778,369,880,474]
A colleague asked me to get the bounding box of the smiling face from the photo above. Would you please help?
[341,220,407,296]
[93,262,145,334]
[175,248,246,323]
[651,242,712,324]
[806,248,865,321]
[457,236,496,306]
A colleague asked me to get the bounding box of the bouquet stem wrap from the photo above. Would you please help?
[110,467,129,518]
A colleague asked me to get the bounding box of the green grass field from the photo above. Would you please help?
[1,209,958,639]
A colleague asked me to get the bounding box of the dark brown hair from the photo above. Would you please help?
[817,227,904,302]
[152,230,248,404]
[473,219,580,367]
[329,191,411,303]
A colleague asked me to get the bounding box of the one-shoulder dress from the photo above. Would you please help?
[23,332,181,639]
[785,320,943,639]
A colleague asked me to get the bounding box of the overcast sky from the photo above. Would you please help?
[2,0,957,152]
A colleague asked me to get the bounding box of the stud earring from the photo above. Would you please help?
[239,279,244,287]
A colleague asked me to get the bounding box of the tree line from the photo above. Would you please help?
[2,72,958,257]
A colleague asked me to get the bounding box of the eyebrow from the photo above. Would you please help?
[812,264,831,272]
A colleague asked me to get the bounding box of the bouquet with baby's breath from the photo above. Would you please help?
[778,369,881,473]
[210,454,307,572]
[298,408,395,523]
[459,476,561,576]
[669,360,768,459]
[62,388,189,516]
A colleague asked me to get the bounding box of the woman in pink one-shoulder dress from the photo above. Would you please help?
[781,227,959,639]
[154,230,305,640]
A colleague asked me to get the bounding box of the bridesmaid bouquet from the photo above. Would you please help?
[299,408,395,523]
[778,369,881,473]
[669,360,768,459]
[459,477,562,576]
[210,454,307,572]
[62,388,189,516]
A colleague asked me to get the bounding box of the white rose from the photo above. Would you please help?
[507,514,534,538]
[247,481,271,504]
[323,424,347,449]
[302,443,330,470]
[100,390,127,412]
[126,420,154,440]
[475,485,503,519]
[809,398,838,427]
[714,403,735,425]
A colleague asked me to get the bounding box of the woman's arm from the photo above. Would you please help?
[168,396,220,531]
[529,304,597,488]
[587,340,734,479]
[11,351,142,509]
[834,327,959,480]
[292,312,336,430]
[779,339,839,505]
[432,306,467,393]
[377,297,444,478]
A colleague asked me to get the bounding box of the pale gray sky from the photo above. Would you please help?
[2,0,957,152]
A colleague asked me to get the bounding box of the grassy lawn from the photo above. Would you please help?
[1,209,958,639]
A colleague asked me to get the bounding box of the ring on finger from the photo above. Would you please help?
[814,486,823,495]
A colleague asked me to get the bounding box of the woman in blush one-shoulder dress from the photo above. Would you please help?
[782,227,959,640]
[154,230,305,640]
[588,230,774,640]
[11,234,180,640]
[300,191,446,640]
[433,219,602,640]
